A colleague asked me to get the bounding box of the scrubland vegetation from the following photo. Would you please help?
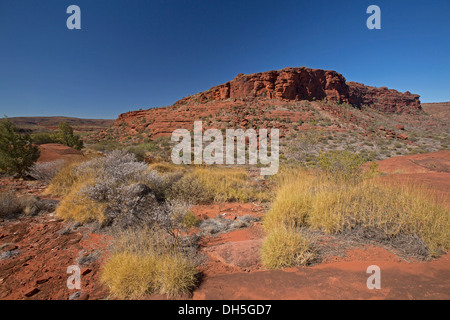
[262,151,450,269]
[2,115,447,298]
[0,192,58,219]
[33,137,448,296]
[31,122,84,150]
[41,149,270,298]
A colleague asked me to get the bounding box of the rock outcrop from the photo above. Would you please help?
[347,81,421,113]
[174,67,421,113]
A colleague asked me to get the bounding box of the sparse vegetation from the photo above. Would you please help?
[0,192,56,219]
[54,122,84,150]
[31,122,84,149]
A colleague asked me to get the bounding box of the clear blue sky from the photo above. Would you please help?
[0,0,449,119]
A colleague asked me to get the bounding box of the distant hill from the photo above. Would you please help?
[422,102,450,118]
[7,116,114,134]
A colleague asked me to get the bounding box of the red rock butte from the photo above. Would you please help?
[174,67,421,113]
[103,67,422,141]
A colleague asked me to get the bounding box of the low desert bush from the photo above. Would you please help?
[28,160,65,183]
[48,151,195,230]
[0,118,40,177]
[0,192,56,219]
[168,174,213,204]
[261,227,315,269]
[0,192,24,218]
[31,132,59,145]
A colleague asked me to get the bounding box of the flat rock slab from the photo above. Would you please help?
[205,239,263,269]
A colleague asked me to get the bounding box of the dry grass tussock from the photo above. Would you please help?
[100,226,198,299]
[170,166,272,203]
[262,168,450,267]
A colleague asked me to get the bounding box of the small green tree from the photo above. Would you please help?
[317,150,365,182]
[53,122,83,150]
[0,118,40,177]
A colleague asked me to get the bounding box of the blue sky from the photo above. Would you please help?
[0,0,449,119]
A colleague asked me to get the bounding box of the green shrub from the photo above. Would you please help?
[31,132,59,145]
[316,150,365,182]
[0,118,40,177]
[53,122,83,150]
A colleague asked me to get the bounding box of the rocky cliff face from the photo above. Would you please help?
[347,82,421,113]
[175,67,421,113]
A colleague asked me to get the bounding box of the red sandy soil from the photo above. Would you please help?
[191,203,266,220]
[37,143,85,163]
[193,249,450,300]
[375,150,450,205]
[0,214,111,300]
[1,150,449,300]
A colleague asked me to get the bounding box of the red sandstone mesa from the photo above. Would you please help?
[174,67,421,113]
[103,67,422,141]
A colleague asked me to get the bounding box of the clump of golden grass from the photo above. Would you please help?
[43,160,107,223]
[43,161,86,197]
[100,252,158,299]
[100,227,197,299]
[261,227,314,269]
[182,211,201,228]
[149,162,185,174]
[179,167,271,203]
[263,168,450,258]
[55,183,107,223]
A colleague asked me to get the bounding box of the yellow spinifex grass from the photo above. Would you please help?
[100,252,158,299]
[188,166,271,202]
[43,160,107,223]
[55,182,107,223]
[261,227,314,269]
[101,227,197,299]
[43,161,87,197]
[262,168,450,266]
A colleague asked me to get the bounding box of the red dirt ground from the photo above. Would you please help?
[37,143,85,163]
[0,150,449,300]
[375,150,450,205]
